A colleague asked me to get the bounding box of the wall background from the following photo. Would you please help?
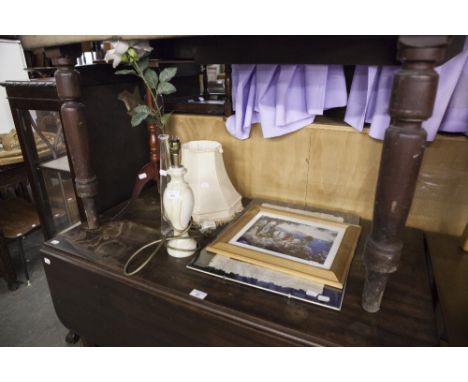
[0,39,29,134]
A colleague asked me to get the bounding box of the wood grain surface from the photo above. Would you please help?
[0,198,40,238]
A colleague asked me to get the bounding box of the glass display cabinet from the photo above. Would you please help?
[1,80,80,239]
[23,109,80,234]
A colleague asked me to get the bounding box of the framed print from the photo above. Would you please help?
[207,203,361,289]
[188,248,348,311]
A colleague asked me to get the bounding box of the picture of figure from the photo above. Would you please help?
[230,212,344,269]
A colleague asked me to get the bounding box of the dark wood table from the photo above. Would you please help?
[26,36,465,313]
[40,192,439,346]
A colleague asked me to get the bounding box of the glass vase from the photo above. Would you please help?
[158,133,171,236]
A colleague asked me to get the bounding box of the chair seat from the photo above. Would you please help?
[0,199,40,239]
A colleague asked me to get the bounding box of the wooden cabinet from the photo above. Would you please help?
[1,64,150,238]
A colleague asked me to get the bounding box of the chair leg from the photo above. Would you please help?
[0,232,17,289]
[17,236,30,286]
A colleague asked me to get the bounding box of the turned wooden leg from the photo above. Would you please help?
[362,36,449,313]
[53,56,99,230]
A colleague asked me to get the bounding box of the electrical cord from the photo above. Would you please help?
[123,218,199,276]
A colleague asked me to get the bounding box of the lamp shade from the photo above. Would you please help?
[182,140,243,226]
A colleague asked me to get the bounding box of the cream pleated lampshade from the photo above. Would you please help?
[181,140,243,227]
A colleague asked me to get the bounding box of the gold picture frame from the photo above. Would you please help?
[207,203,361,289]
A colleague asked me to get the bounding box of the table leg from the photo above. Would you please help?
[53,55,99,230]
[224,64,233,117]
[17,236,30,286]
[362,36,449,313]
[0,233,17,289]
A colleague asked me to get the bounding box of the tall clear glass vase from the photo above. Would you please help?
[158,134,171,236]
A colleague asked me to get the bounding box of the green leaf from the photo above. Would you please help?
[132,105,152,114]
[131,111,150,127]
[115,69,136,76]
[157,82,177,95]
[160,113,173,126]
[139,57,149,72]
[144,69,158,89]
[159,67,177,83]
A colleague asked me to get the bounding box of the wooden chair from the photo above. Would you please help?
[0,198,41,288]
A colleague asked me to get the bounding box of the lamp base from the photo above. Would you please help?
[167,231,197,258]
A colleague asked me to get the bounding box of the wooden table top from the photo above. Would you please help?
[42,192,439,346]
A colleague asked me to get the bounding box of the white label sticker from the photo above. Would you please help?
[167,190,180,200]
[138,172,147,180]
[189,289,207,300]
[159,169,168,176]
[318,295,330,302]
[44,258,51,265]
[50,240,60,245]
[306,290,319,298]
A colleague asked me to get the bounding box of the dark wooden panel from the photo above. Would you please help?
[80,79,149,213]
[165,100,224,115]
[42,251,312,346]
[149,36,465,65]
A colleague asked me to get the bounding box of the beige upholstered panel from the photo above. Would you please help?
[169,114,310,205]
[304,124,382,218]
[169,114,468,237]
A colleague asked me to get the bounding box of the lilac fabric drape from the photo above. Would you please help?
[226,64,347,139]
[227,40,468,141]
[344,40,468,141]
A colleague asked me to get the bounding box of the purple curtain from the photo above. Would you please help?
[226,39,468,141]
[345,39,468,141]
[226,64,347,139]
